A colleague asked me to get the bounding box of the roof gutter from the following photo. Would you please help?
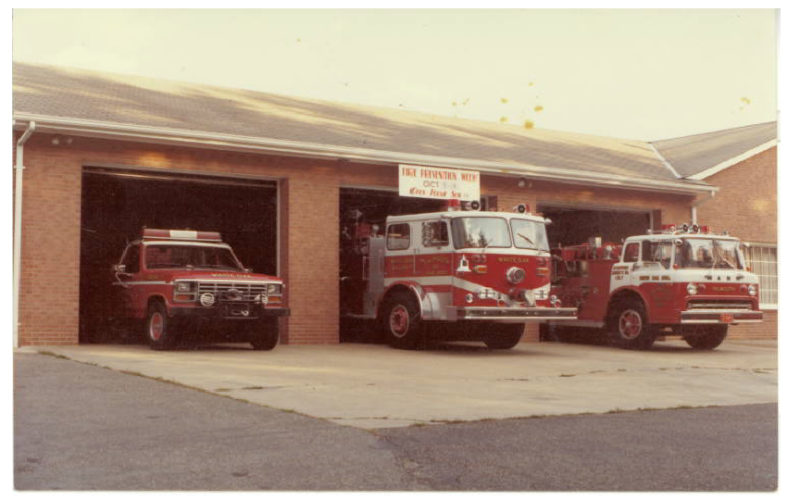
[14,121,36,349]
[12,112,717,197]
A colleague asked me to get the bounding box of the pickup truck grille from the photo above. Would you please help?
[197,282,268,301]
[687,300,752,310]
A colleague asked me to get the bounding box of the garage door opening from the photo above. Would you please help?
[79,167,278,344]
[538,204,654,249]
[339,187,443,342]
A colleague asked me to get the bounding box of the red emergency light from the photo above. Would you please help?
[444,199,461,211]
[142,228,223,242]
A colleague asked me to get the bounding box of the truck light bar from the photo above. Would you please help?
[142,228,223,242]
[658,223,712,235]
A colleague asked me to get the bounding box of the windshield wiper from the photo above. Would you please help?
[517,232,536,249]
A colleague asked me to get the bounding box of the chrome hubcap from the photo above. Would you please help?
[150,312,164,341]
[619,310,642,340]
[389,305,410,338]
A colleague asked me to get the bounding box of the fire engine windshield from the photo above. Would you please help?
[145,245,243,271]
[674,238,744,270]
[510,219,550,251]
[452,217,512,249]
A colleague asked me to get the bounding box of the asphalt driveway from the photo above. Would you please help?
[21,339,777,429]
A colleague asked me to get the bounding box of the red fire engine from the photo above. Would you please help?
[547,224,763,350]
[340,202,578,349]
[110,228,289,350]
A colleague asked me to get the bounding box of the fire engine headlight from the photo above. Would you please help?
[549,294,559,305]
[687,283,698,295]
[200,293,216,307]
[465,293,474,304]
[507,267,526,285]
[748,284,757,296]
[176,281,195,293]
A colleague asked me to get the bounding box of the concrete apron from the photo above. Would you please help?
[20,340,778,430]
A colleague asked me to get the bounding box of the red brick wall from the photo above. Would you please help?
[698,147,778,340]
[699,147,777,243]
[728,310,777,340]
[15,132,702,346]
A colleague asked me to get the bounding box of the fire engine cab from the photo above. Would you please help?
[548,224,763,350]
[110,228,289,350]
[340,202,578,349]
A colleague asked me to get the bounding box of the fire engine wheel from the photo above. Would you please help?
[383,294,423,349]
[611,301,657,350]
[147,302,175,351]
[684,325,728,350]
[250,317,280,351]
[483,324,525,349]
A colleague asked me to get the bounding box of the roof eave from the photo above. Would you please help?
[13,112,717,197]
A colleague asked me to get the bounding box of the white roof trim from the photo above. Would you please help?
[647,142,681,178]
[687,139,778,180]
[13,112,717,196]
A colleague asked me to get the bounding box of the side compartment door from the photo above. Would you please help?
[384,222,414,281]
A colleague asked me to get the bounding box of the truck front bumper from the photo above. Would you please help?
[171,305,290,320]
[680,309,763,324]
[447,306,578,323]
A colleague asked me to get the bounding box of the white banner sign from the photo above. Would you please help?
[398,164,480,201]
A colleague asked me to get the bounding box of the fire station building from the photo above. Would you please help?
[12,62,778,347]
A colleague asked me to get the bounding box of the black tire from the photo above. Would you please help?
[146,301,176,351]
[609,299,657,350]
[382,293,423,349]
[250,317,280,351]
[684,325,728,350]
[484,323,525,349]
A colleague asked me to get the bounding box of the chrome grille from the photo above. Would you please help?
[687,300,752,310]
[197,282,268,301]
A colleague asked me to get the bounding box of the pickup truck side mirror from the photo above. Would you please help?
[113,264,127,273]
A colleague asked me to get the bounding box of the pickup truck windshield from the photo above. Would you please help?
[452,217,512,249]
[145,245,243,271]
[674,238,744,270]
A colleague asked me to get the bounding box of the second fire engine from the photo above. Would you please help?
[340,202,578,349]
[547,224,763,350]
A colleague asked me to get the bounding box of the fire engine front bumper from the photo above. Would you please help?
[447,306,578,323]
[680,309,763,324]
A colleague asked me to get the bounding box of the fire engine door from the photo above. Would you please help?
[611,241,640,293]
[415,220,453,278]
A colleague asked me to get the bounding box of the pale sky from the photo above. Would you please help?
[12,8,778,141]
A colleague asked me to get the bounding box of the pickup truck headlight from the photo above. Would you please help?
[267,284,282,295]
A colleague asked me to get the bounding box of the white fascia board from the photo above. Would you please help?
[688,140,778,180]
[13,112,717,196]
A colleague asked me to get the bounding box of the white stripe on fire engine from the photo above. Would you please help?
[384,276,550,297]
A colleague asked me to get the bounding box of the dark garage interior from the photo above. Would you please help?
[79,167,278,343]
[538,204,654,249]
